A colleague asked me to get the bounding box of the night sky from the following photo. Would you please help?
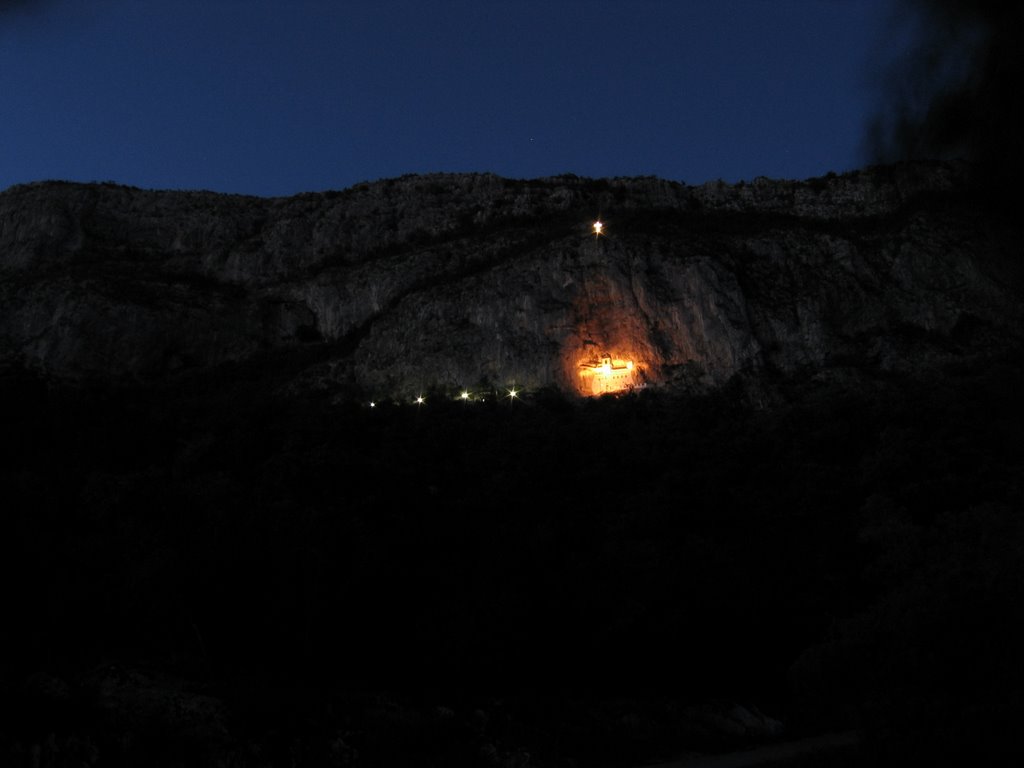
[2,0,899,197]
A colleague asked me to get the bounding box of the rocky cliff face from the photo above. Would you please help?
[1,162,1020,399]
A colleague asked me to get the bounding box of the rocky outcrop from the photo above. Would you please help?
[1,162,1020,398]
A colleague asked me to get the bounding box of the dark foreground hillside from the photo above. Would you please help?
[3,346,1023,767]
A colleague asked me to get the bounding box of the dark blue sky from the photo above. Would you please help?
[2,0,898,197]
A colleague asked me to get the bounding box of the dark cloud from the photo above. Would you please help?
[0,0,48,11]
[0,0,54,39]
[866,1,1024,204]
[0,0,53,20]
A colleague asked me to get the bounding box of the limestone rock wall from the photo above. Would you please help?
[1,162,1020,396]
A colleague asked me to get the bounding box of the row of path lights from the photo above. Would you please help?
[366,387,525,409]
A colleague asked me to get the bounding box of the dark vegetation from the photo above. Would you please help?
[868,0,1024,215]
[2,345,1023,767]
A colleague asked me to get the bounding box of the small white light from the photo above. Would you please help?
[593,220,604,236]
[508,388,518,399]
[370,401,376,408]
[460,391,470,400]
[415,395,425,405]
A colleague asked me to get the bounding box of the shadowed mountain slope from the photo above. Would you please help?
[2,161,1019,399]
[2,162,1023,767]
